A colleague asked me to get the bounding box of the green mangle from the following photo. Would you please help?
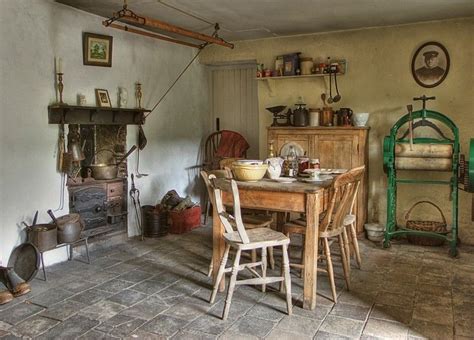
[383,95,474,257]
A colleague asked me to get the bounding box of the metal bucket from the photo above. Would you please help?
[142,205,169,238]
[27,224,57,252]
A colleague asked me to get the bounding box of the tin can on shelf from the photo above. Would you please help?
[299,57,313,75]
[309,108,320,126]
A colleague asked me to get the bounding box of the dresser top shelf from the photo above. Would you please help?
[267,126,370,130]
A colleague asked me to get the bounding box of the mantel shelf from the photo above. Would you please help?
[48,105,150,125]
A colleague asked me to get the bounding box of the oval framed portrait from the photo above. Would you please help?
[411,41,450,88]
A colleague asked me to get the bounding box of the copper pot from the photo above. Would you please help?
[321,107,334,126]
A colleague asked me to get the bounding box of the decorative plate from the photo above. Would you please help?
[279,142,305,158]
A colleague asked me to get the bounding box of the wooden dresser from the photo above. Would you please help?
[267,126,369,233]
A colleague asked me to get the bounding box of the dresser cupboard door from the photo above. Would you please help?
[276,135,310,156]
[313,134,359,169]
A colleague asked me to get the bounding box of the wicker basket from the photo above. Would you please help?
[405,201,448,246]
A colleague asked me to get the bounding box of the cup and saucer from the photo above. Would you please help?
[301,169,333,182]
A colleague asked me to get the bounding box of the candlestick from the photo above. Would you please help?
[58,58,63,73]
[57,72,64,104]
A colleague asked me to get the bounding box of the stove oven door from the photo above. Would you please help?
[69,186,107,230]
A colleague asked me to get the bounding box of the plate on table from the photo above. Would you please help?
[300,175,333,183]
[319,168,334,175]
[272,177,297,184]
[331,169,347,174]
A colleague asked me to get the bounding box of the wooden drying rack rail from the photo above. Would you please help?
[102,3,234,49]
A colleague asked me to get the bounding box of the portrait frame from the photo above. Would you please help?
[83,32,113,67]
[411,41,450,88]
[95,89,111,107]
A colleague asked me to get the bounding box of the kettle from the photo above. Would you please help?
[336,107,353,126]
[292,103,309,127]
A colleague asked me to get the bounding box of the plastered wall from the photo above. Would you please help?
[200,18,474,243]
[0,0,208,265]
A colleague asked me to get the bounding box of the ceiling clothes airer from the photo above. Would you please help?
[102,0,234,49]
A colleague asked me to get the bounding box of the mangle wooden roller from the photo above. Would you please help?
[394,143,453,171]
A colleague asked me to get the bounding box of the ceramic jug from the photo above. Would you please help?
[265,157,284,179]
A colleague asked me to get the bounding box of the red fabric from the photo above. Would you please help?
[215,130,250,158]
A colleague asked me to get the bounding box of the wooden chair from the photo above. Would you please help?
[209,176,292,320]
[200,170,275,277]
[203,130,249,172]
[202,130,249,225]
[342,166,365,269]
[282,167,360,303]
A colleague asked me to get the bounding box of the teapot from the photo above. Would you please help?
[265,157,284,179]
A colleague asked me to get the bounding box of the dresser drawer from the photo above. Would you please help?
[107,182,123,198]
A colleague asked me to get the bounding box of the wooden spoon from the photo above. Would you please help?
[321,93,327,107]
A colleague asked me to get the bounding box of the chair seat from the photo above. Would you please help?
[242,214,273,228]
[343,214,356,226]
[283,221,344,238]
[224,228,289,248]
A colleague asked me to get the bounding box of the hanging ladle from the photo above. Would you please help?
[333,71,341,102]
[327,71,334,104]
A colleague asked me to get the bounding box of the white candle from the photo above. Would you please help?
[57,57,63,73]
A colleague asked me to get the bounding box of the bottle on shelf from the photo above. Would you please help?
[287,145,297,177]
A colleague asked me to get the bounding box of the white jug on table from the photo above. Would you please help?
[265,157,284,179]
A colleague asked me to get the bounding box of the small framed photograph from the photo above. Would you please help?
[411,41,450,88]
[95,89,111,107]
[83,32,113,67]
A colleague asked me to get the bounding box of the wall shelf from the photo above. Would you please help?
[255,73,343,81]
[255,73,344,97]
[48,105,150,125]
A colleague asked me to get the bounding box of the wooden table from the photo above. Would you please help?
[212,178,331,310]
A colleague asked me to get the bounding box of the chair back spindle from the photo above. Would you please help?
[209,176,250,244]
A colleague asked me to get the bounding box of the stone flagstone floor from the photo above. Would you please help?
[0,224,473,339]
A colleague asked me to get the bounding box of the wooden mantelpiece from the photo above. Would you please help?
[48,105,150,125]
[267,126,369,233]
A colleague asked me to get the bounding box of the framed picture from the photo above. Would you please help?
[95,89,111,107]
[411,41,450,88]
[83,32,113,67]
